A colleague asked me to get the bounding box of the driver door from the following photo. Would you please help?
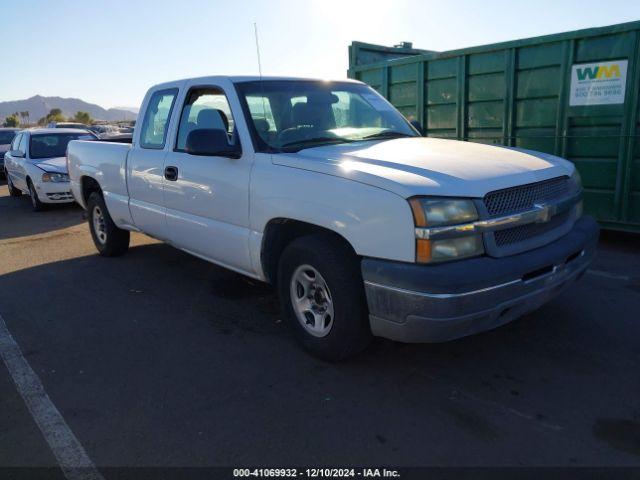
[162,82,254,273]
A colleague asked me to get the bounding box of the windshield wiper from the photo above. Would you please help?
[280,137,353,152]
[360,131,415,141]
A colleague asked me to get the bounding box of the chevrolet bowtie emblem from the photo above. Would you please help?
[534,203,552,223]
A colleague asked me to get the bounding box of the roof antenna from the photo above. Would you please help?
[253,22,269,144]
[254,22,263,78]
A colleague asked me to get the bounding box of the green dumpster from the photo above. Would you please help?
[348,21,640,232]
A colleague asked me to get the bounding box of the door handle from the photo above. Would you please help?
[164,166,178,181]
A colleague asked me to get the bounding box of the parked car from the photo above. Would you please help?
[5,128,97,211]
[97,132,133,143]
[46,121,89,130]
[67,76,599,360]
[0,127,20,178]
[87,124,119,137]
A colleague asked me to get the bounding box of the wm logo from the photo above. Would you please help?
[576,64,621,80]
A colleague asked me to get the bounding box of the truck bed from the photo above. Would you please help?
[67,139,132,214]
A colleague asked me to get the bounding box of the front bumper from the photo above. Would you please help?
[362,216,599,343]
[34,181,75,203]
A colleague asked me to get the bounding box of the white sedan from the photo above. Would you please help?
[4,128,97,211]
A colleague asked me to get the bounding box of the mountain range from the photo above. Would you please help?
[0,95,138,122]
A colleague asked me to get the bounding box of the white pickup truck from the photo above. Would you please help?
[67,76,599,360]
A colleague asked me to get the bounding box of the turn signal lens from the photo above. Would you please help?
[409,198,428,227]
[416,239,432,263]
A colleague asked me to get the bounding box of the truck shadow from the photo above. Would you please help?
[0,184,84,240]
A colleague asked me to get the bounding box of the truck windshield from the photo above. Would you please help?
[30,133,96,159]
[235,80,418,152]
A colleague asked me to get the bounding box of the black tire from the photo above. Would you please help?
[7,173,22,197]
[87,191,130,256]
[278,234,371,361]
[28,180,46,211]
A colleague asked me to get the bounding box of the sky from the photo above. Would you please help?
[2,0,640,109]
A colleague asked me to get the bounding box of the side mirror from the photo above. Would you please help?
[9,149,25,158]
[185,129,241,158]
[410,120,424,136]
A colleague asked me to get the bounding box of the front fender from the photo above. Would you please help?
[250,162,415,263]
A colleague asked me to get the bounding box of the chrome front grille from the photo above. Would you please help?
[484,176,570,217]
[494,210,571,247]
[482,176,575,255]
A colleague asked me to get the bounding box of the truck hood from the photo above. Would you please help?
[32,157,68,174]
[272,137,574,198]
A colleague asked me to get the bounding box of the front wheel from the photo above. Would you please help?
[28,180,46,211]
[87,192,130,256]
[278,234,371,361]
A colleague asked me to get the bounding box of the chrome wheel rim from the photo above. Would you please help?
[289,264,334,338]
[92,206,107,244]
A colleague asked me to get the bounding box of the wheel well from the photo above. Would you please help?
[80,176,101,205]
[261,218,356,284]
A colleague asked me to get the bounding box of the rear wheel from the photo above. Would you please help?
[28,180,46,211]
[7,173,22,197]
[87,191,130,256]
[278,234,371,361]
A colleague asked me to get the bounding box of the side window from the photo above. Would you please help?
[18,134,28,154]
[139,88,178,149]
[11,133,22,151]
[175,86,237,151]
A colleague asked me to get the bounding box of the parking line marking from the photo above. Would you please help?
[586,269,630,281]
[0,314,104,480]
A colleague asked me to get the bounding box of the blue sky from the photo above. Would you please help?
[2,0,640,108]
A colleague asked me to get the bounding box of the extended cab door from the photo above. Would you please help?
[161,81,254,273]
[127,87,180,239]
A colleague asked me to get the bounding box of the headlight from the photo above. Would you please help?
[409,197,484,263]
[42,172,69,183]
[409,198,478,226]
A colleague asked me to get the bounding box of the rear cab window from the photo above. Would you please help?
[139,88,178,149]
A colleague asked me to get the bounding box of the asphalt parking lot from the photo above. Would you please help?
[0,180,639,474]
